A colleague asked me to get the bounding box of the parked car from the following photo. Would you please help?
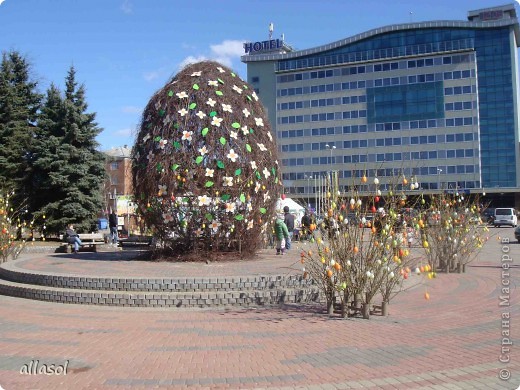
[515,226,520,243]
[494,208,518,228]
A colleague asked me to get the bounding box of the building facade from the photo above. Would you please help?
[242,4,520,207]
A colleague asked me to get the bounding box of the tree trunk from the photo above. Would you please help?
[362,303,370,319]
[382,300,389,316]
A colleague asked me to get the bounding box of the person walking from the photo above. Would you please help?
[283,205,295,249]
[65,224,82,254]
[109,210,118,246]
[274,215,290,255]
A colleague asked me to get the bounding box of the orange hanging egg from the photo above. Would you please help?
[424,292,430,300]
[353,246,359,253]
[327,269,333,277]
[361,175,367,183]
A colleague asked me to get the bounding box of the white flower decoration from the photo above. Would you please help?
[196,111,206,119]
[258,143,267,152]
[205,168,214,177]
[147,150,154,161]
[143,133,151,143]
[182,130,193,141]
[195,228,203,236]
[241,125,249,136]
[263,167,271,179]
[250,161,257,170]
[227,149,239,162]
[159,139,168,149]
[230,131,238,140]
[176,91,188,99]
[222,103,233,113]
[211,116,223,127]
[242,108,250,118]
[162,213,174,223]
[247,202,252,211]
[191,71,202,77]
[263,192,271,202]
[206,98,216,107]
[163,114,171,126]
[266,131,273,141]
[247,220,254,230]
[198,146,208,156]
[158,184,167,196]
[178,108,188,117]
[225,203,236,213]
[223,176,233,187]
[208,80,218,87]
[252,91,259,101]
[255,182,261,193]
[232,85,242,94]
[254,117,264,127]
[217,66,225,73]
[210,220,221,233]
[198,195,211,206]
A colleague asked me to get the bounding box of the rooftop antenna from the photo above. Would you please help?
[409,11,413,23]
[269,22,274,40]
[281,33,285,41]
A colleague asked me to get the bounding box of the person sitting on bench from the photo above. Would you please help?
[65,224,82,254]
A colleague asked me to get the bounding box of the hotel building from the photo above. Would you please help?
[241,4,520,207]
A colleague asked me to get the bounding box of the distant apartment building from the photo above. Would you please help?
[103,146,133,216]
[242,3,520,207]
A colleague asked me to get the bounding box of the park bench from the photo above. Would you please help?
[59,233,107,253]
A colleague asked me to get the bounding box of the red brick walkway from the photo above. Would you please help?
[0,236,518,389]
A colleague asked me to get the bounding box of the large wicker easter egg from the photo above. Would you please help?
[132,61,281,257]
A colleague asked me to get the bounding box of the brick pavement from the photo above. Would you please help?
[0,234,519,389]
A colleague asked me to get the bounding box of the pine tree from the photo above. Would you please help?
[32,67,106,234]
[0,51,42,196]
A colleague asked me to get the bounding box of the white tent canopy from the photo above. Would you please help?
[275,198,306,228]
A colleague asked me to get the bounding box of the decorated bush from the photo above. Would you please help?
[132,61,281,257]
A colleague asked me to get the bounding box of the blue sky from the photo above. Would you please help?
[0,0,516,151]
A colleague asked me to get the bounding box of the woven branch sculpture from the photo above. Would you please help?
[132,61,281,258]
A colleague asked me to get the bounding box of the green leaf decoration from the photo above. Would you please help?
[209,111,217,117]
[215,90,223,96]
[201,127,209,136]
[205,181,214,188]
[247,95,252,101]
[189,102,197,109]
[231,72,236,77]
[231,122,240,129]
[249,128,254,134]
[219,137,226,145]
[235,168,242,176]
[239,194,245,202]
[168,90,174,97]
[173,141,181,149]
[174,123,180,129]
[183,197,189,202]
[156,163,163,172]
[243,85,248,89]
[246,144,252,152]
[193,84,199,90]
[260,208,267,214]
[195,156,204,164]
[221,194,231,201]
[234,214,244,221]
[218,78,224,84]
[255,171,261,179]
[271,167,276,176]
[217,160,225,169]
[171,164,179,171]
[154,136,161,141]
[159,109,165,116]
[275,177,279,184]
[205,213,213,222]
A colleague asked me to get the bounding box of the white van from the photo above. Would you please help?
[494,208,518,227]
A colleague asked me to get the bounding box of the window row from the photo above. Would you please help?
[277,50,474,79]
[445,101,475,111]
[278,94,368,111]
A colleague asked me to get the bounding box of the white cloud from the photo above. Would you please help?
[210,40,245,59]
[178,55,207,71]
[115,128,133,137]
[0,0,6,6]
[121,106,142,114]
[120,0,133,14]
[143,71,160,82]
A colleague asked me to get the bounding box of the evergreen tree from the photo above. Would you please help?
[0,51,42,196]
[32,67,106,234]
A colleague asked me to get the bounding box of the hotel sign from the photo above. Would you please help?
[244,39,283,54]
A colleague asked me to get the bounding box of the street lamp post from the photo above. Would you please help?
[437,168,443,191]
[305,175,312,209]
[325,144,336,188]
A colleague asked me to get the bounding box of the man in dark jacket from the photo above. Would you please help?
[109,210,118,245]
[283,206,295,249]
